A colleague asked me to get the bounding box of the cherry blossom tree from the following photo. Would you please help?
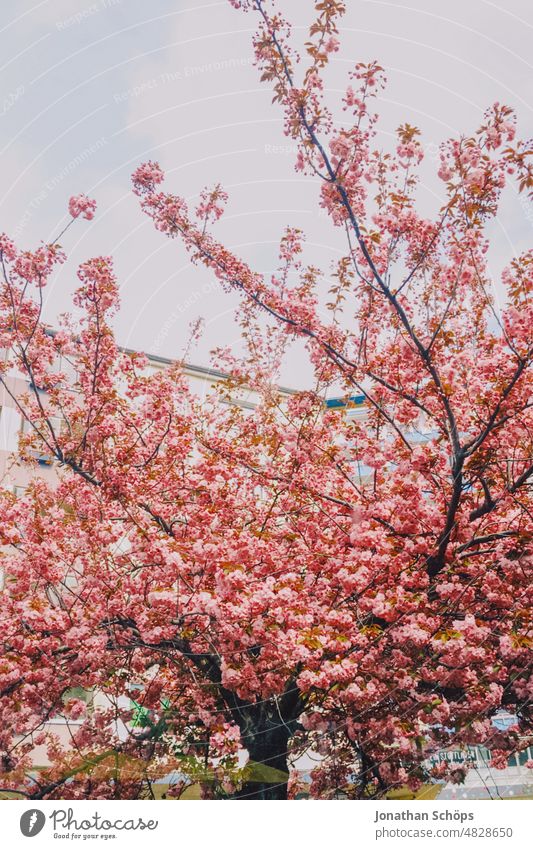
[1,0,533,801]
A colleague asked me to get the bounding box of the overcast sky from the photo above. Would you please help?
[1,0,532,387]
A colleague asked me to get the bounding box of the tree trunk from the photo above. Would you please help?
[222,681,303,800]
[234,725,291,800]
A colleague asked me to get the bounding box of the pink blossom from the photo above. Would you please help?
[68,194,97,220]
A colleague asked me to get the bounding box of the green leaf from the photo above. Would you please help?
[243,761,289,784]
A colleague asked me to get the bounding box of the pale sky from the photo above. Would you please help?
[1,0,532,387]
